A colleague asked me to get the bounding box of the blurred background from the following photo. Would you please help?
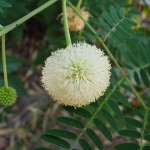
[0,0,150,149]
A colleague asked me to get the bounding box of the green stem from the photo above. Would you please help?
[77,0,83,9]
[67,1,147,109]
[62,0,72,45]
[0,0,58,37]
[140,109,148,150]
[1,35,8,89]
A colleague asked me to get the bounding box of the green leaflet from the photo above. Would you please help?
[103,10,115,26]
[119,8,125,18]
[108,100,124,119]
[99,18,110,31]
[94,118,113,141]
[57,117,84,129]
[126,51,140,67]
[0,0,11,7]
[137,42,149,64]
[79,139,93,150]
[41,134,70,149]
[64,107,91,119]
[122,63,133,70]
[144,134,150,142]
[140,69,150,87]
[0,0,11,13]
[86,128,103,150]
[101,109,118,131]
[120,83,132,92]
[114,143,140,150]
[114,91,131,108]
[133,109,144,119]
[111,69,119,82]
[124,18,136,26]
[125,117,143,128]
[118,129,141,138]
[120,21,135,34]
[110,6,120,23]
[47,129,77,139]
[134,72,140,86]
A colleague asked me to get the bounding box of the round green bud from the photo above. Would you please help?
[0,25,4,31]
[0,86,17,106]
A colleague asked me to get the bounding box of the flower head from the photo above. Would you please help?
[42,42,111,107]
[0,86,17,106]
[65,7,90,31]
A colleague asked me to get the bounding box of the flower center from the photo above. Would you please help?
[71,64,85,79]
[66,61,93,81]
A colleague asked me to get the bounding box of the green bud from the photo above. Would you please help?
[0,86,17,106]
[0,25,3,31]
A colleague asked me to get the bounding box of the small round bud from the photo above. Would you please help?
[0,25,4,31]
[61,7,90,31]
[0,86,17,106]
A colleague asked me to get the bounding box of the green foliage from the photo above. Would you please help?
[0,0,11,13]
[98,6,136,48]
[114,143,140,150]
[57,116,84,129]
[36,69,148,149]
[86,128,103,149]
[0,0,149,150]
[122,40,150,88]
[47,129,77,139]
[41,134,71,149]
[36,3,150,150]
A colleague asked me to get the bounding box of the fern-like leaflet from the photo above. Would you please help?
[35,4,150,150]
[0,0,11,13]
[122,40,150,88]
[98,6,136,48]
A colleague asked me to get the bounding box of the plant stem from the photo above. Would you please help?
[67,1,147,109]
[1,35,8,89]
[62,0,72,45]
[140,109,148,150]
[0,0,58,37]
[77,0,83,9]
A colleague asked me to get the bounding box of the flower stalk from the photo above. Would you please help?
[1,35,8,89]
[77,0,83,9]
[62,0,72,45]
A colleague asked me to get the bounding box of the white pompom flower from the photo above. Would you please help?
[42,42,111,107]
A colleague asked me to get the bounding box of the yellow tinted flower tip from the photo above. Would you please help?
[42,42,111,107]
[0,86,17,106]
[66,7,90,31]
